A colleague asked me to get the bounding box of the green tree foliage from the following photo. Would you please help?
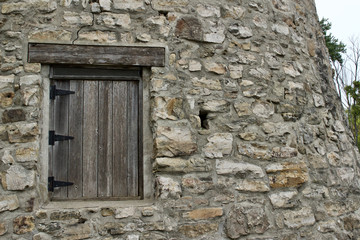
[319,18,346,65]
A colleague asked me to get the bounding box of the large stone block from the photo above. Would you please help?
[183,208,223,220]
[2,109,26,123]
[238,143,271,160]
[283,207,315,229]
[225,204,269,238]
[13,216,35,235]
[28,30,72,41]
[268,190,298,208]
[78,31,117,43]
[62,11,93,27]
[0,75,14,89]
[113,0,144,10]
[201,100,230,113]
[216,160,265,178]
[0,195,19,213]
[152,0,189,12]
[203,133,233,158]
[152,97,185,121]
[266,162,309,188]
[192,77,221,90]
[0,222,7,236]
[154,157,210,172]
[7,123,39,143]
[154,125,197,157]
[97,13,131,29]
[179,223,218,238]
[155,176,181,199]
[1,165,35,190]
[235,179,270,192]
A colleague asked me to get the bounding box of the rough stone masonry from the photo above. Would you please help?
[1,0,360,239]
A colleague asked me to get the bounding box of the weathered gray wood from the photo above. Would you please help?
[127,81,139,197]
[28,43,165,67]
[53,80,70,198]
[138,78,144,199]
[82,81,99,198]
[98,81,113,197]
[113,81,128,197]
[68,80,83,199]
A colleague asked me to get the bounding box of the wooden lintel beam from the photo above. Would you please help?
[28,43,165,67]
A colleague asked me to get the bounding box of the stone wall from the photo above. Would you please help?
[1,0,360,239]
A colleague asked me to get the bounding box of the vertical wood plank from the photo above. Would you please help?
[113,81,128,197]
[138,78,144,199]
[98,81,113,197]
[83,80,99,198]
[127,81,139,197]
[53,80,70,199]
[68,80,83,199]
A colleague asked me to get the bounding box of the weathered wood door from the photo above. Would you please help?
[49,66,142,200]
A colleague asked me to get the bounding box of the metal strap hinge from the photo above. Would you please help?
[48,176,74,192]
[50,85,75,99]
[49,131,74,145]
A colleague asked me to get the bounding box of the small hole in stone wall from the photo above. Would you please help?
[199,110,209,129]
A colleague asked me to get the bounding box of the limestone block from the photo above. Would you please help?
[238,143,271,160]
[62,11,93,27]
[141,207,155,217]
[183,208,223,220]
[155,125,197,157]
[99,0,111,11]
[277,103,303,121]
[225,204,269,238]
[283,63,301,77]
[229,65,243,79]
[234,102,252,117]
[50,211,80,220]
[228,24,253,38]
[113,0,144,10]
[179,223,218,238]
[313,94,325,107]
[152,0,188,11]
[283,207,315,229]
[24,63,41,73]
[302,185,329,199]
[115,207,135,219]
[137,33,151,42]
[239,132,257,141]
[1,2,28,14]
[204,62,226,75]
[271,146,298,158]
[192,77,221,90]
[155,176,181,199]
[223,5,245,19]
[21,87,40,106]
[78,31,117,43]
[272,23,289,35]
[268,191,298,208]
[28,30,72,41]
[63,223,92,239]
[203,133,233,158]
[189,61,202,72]
[0,195,19,212]
[1,150,14,164]
[33,232,52,240]
[317,220,338,233]
[1,165,35,190]
[182,177,213,194]
[175,17,203,42]
[152,97,184,121]
[216,160,265,178]
[196,4,220,18]
[235,179,270,192]
[203,31,225,44]
[16,147,38,162]
[98,13,131,29]
[0,75,15,89]
[336,167,355,184]
[0,222,7,236]
[266,162,309,188]
[333,120,345,132]
[2,109,26,123]
[154,157,209,172]
[249,68,271,80]
[13,216,35,234]
[7,123,39,143]
[201,100,230,113]
[253,15,268,29]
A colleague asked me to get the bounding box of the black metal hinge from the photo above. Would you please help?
[49,131,74,145]
[50,85,75,100]
[48,176,74,192]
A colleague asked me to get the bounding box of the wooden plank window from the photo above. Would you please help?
[49,66,143,200]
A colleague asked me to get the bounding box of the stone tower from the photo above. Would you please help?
[1,0,360,239]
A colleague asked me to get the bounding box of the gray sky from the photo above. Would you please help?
[315,0,360,47]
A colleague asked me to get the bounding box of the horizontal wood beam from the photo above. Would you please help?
[28,43,165,67]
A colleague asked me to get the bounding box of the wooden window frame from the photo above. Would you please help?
[49,65,144,200]
[28,43,165,201]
